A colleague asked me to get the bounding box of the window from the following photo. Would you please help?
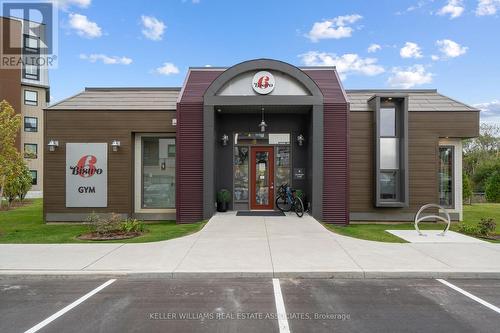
[375,97,408,207]
[24,35,40,53]
[141,137,175,209]
[24,117,38,132]
[24,90,38,106]
[30,170,38,185]
[380,107,396,136]
[24,144,37,159]
[439,146,454,208]
[23,64,39,80]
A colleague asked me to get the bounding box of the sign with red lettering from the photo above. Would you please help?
[66,143,108,207]
[252,71,275,95]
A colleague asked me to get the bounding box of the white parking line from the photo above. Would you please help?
[24,279,117,333]
[437,279,500,314]
[272,278,291,333]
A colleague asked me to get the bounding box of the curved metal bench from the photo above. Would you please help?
[414,203,451,237]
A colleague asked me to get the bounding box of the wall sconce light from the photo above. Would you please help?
[47,139,59,152]
[172,118,177,126]
[111,140,121,152]
[221,134,229,146]
[297,134,305,146]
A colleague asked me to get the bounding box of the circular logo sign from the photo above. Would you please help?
[252,71,275,95]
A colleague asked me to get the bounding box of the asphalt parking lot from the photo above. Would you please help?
[0,277,499,333]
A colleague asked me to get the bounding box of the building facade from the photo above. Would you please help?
[1,17,50,193]
[43,59,479,223]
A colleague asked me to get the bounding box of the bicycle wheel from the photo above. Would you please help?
[294,197,304,217]
[275,194,291,212]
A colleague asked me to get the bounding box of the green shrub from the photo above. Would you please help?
[217,189,231,203]
[485,172,500,203]
[86,213,123,235]
[121,219,145,233]
[457,223,479,235]
[477,218,496,236]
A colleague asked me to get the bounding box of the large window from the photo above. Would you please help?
[23,34,40,81]
[24,117,38,132]
[439,146,454,208]
[24,143,37,159]
[375,97,408,207]
[24,90,38,106]
[379,107,399,201]
[141,137,175,209]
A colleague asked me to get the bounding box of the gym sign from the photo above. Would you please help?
[66,143,107,207]
[252,71,275,95]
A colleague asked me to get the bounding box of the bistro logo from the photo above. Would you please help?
[252,71,275,95]
[69,155,103,178]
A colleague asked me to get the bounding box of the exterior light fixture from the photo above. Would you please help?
[297,134,305,146]
[259,107,268,132]
[221,134,229,146]
[111,140,121,152]
[47,139,59,152]
[172,118,177,126]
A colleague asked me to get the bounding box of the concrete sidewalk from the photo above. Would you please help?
[1,213,500,278]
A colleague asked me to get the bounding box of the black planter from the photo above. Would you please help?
[217,201,228,212]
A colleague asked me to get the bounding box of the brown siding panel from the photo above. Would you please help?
[176,102,204,223]
[43,110,176,219]
[350,110,479,219]
[176,70,223,223]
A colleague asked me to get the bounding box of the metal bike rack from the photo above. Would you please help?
[414,203,451,237]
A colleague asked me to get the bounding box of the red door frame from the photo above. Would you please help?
[250,147,274,210]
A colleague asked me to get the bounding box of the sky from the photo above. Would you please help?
[13,0,500,123]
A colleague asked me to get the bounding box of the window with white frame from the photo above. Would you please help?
[24,90,38,106]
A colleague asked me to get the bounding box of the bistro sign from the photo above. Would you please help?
[66,143,108,207]
[252,71,275,95]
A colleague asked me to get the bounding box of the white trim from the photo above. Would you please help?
[134,133,176,214]
[439,139,463,220]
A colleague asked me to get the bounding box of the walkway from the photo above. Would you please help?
[1,213,500,278]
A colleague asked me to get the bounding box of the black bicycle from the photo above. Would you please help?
[275,183,304,217]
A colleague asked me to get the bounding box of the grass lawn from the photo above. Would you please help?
[325,203,500,243]
[0,199,206,244]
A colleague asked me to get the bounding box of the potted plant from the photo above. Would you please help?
[217,189,231,212]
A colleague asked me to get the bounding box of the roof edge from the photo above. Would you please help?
[85,87,181,91]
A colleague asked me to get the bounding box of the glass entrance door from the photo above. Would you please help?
[250,147,274,210]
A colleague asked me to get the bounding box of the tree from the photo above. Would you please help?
[485,172,500,203]
[463,173,472,204]
[463,123,500,178]
[0,100,23,207]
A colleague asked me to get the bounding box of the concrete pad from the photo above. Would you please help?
[0,244,122,270]
[174,236,273,273]
[386,230,486,243]
[84,233,199,271]
[408,243,500,270]
[333,236,451,271]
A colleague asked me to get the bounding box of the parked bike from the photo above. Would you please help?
[275,183,304,217]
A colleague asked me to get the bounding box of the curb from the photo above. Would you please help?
[2,270,500,279]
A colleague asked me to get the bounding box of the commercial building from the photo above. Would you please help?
[43,59,479,224]
[0,17,50,194]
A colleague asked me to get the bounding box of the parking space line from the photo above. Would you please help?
[24,279,117,333]
[437,279,500,314]
[272,278,290,333]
